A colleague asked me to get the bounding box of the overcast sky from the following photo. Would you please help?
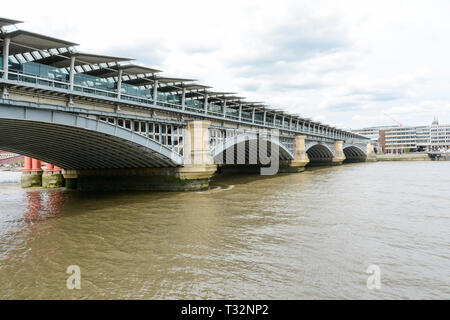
[4,0,450,129]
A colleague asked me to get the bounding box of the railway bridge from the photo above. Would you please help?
[0,17,375,191]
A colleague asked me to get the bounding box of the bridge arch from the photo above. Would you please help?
[343,145,367,162]
[211,133,294,165]
[0,104,183,170]
[306,143,335,164]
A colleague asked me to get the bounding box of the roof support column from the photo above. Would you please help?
[69,55,76,91]
[2,37,10,80]
[153,80,158,103]
[1,37,10,99]
[222,100,227,118]
[263,111,267,126]
[252,108,256,124]
[117,69,123,99]
[204,94,209,114]
[238,104,242,121]
[273,114,277,127]
[282,116,285,128]
[181,88,186,111]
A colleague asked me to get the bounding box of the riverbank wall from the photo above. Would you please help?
[377,153,431,161]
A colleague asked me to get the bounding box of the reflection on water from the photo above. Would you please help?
[0,162,449,299]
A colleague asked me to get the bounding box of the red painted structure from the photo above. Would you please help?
[22,156,61,173]
[31,159,42,172]
[24,156,32,172]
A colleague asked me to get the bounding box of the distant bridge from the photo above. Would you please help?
[0,17,375,190]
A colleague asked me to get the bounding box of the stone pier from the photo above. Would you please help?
[366,143,377,162]
[332,141,346,165]
[62,121,217,192]
[21,157,43,188]
[42,164,65,188]
[280,135,310,173]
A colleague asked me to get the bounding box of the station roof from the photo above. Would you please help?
[0,17,23,28]
[83,64,162,78]
[185,91,210,99]
[123,76,194,86]
[205,91,237,97]
[239,102,265,106]
[1,30,78,55]
[223,96,245,102]
[33,52,132,68]
[181,84,211,90]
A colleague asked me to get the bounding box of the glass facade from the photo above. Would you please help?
[8,61,69,89]
[121,83,152,102]
[241,110,252,122]
[157,92,181,105]
[226,107,239,120]
[74,72,116,96]
[254,113,264,124]
[185,98,204,113]
[207,102,222,116]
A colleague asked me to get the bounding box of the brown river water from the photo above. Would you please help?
[0,161,449,299]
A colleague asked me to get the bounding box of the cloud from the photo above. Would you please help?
[228,15,350,78]
[107,42,168,67]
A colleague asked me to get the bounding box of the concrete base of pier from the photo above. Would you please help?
[217,165,267,175]
[21,171,42,188]
[307,157,345,166]
[62,166,217,192]
[344,158,368,163]
[332,158,345,165]
[42,172,65,188]
[217,162,307,174]
[278,165,307,173]
[308,160,344,166]
[279,159,309,173]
